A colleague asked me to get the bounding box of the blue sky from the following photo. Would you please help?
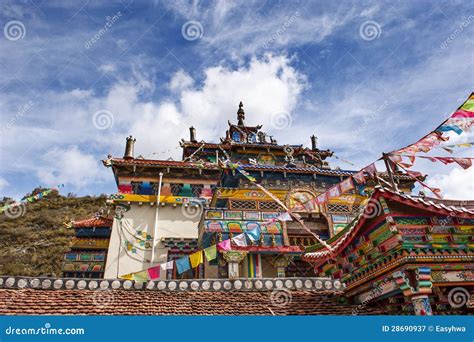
[0,0,473,200]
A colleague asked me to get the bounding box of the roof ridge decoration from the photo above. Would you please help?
[237,101,245,126]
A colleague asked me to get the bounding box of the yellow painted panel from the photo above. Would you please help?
[110,194,201,204]
[216,189,287,200]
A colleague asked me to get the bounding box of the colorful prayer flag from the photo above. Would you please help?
[405,170,423,179]
[203,245,217,261]
[119,273,134,280]
[461,99,474,111]
[436,124,463,135]
[398,162,414,168]
[328,184,341,198]
[454,158,472,170]
[189,251,203,268]
[407,155,416,164]
[132,270,149,282]
[340,177,355,193]
[434,157,455,165]
[160,260,174,271]
[364,163,377,177]
[442,147,454,154]
[389,155,403,163]
[303,200,316,212]
[176,256,191,274]
[232,233,248,247]
[236,168,257,182]
[315,192,328,204]
[147,265,160,280]
[353,170,366,184]
[451,109,474,118]
[246,227,261,241]
[276,212,292,221]
[217,239,231,251]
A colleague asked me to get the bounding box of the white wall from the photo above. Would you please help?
[104,204,201,279]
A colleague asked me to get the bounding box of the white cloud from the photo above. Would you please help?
[427,167,474,200]
[129,54,306,157]
[168,70,194,92]
[277,35,474,170]
[360,5,380,17]
[0,54,306,194]
[0,177,9,191]
[1,0,472,199]
[36,146,108,189]
[99,63,117,73]
[165,1,356,57]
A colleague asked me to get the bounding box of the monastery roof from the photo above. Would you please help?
[230,164,414,180]
[379,187,474,214]
[0,276,384,315]
[228,123,262,132]
[303,186,474,261]
[105,158,220,169]
[181,141,231,149]
[233,163,356,175]
[181,140,332,154]
[105,156,415,181]
[181,140,306,150]
[72,217,113,228]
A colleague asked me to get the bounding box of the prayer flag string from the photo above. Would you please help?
[0,184,64,214]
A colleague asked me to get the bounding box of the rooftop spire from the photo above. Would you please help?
[237,101,245,126]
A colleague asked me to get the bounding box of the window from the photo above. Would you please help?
[191,184,203,197]
[170,183,183,196]
[229,200,257,210]
[258,201,281,211]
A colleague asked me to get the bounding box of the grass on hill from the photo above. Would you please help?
[0,188,109,277]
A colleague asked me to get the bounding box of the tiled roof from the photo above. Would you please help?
[230,164,414,180]
[0,289,384,315]
[303,186,474,261]
[106,156,412,180]
[378,187,474,215]
[235,164,355,176]
[230,142,302,149]
[73,217,113,228]
[179,140,304,150]
[181,141,231,149]
[108,158,220,169]
[0,276,386,315]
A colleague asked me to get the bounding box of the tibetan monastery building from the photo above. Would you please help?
[3,100,473,316]
[100,103,416,280]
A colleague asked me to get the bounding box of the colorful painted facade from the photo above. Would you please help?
[62,217,112,278]
[304,187,474,315]
[102,103,416,280]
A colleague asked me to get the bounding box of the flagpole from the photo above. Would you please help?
[382,153,398,191]
[151,172,163,265]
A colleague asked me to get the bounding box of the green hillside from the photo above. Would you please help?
[0,189,108,277]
